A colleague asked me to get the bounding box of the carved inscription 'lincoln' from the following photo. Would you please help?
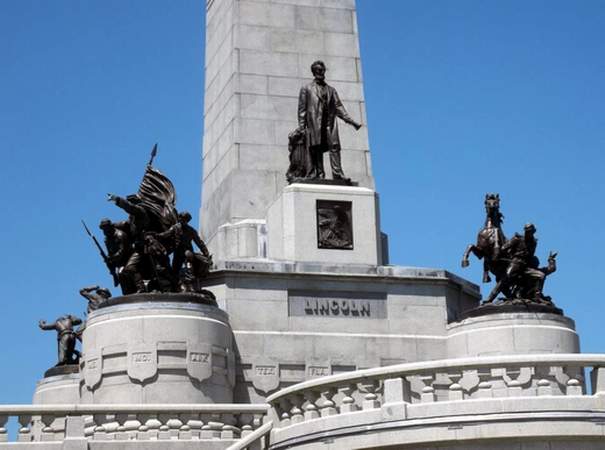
[304,299,371,317]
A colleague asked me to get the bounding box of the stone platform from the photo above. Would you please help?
[267,183,383,265]
[80,293,235,404]
[204,261,481,403]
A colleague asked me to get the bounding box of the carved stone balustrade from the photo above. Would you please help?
[0,403,268,447]
[266,354,605,450]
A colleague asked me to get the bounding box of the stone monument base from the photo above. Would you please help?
[80,293,235,404]
[33,367,81,441]
[447,311,579,358]
[205,261,481,403]
[267,183,383,265]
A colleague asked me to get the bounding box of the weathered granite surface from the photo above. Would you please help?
[200,0,373,259]
[204,262,481,403]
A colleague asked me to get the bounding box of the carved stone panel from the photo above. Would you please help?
[84,350,102,390]
[186,343,213,383]
[127,344,157,383]
[306,360,332,380]
[289,290,387,319]
[316,200,353,250]
[251,359,280,394]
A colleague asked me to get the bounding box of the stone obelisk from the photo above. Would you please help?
[200,0,374,260]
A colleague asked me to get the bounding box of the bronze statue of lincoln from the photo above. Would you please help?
[297,60,362,182]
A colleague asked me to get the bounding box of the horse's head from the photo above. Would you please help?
[484,193,503,225]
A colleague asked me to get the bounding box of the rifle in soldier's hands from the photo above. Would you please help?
[82,220,120,287]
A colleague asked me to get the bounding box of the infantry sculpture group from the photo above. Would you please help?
[39,146,215,369]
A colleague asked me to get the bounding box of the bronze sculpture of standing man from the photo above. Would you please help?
[298,60,362,182]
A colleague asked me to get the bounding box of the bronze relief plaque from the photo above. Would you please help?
[316,200,353,250]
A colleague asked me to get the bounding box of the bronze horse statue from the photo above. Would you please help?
[461,194,511,303]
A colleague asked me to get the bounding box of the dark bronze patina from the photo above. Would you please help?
[85,146,213,299]
[39,315,83,366]
[462,194,558,306]
[317,200,353,250]
[79,285,112,313]
[287,61,362,184]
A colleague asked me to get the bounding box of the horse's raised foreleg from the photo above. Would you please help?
[461,244,482,268]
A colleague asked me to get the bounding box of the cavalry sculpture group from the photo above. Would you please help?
[462,193,557,306]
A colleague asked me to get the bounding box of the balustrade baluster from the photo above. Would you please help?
[537,379,552,396]
[419,375,436,403]
[289,395,305,424]
[567,378,582,396]
[144,415,161,440]
[360,380,381,410]
[320,388,338,417]
[221,413,239,440]
[158,413,171,440]
[339,385,358,413]
[304,391,320,420]
[445,371,463,401]
[448,382,464,401]
[238,413,254,437]
[183,413,203,439]
[565,365,584,395]
[277,399,291,427]
[166,417,183,439]
[221,424,239,440]
[92,414,107,440]
[114,413,128,440]
[200,413,222,439]
[40,414,56,442]
[136,414,152,440]
[124,415,141,440]
[17,414,32,442]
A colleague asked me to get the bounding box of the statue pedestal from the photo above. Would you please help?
[80,293,235,404]
[447,310,579,358]
[266,183,384,265]
[32,366,80,440]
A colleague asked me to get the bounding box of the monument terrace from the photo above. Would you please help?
[0,1,603,450]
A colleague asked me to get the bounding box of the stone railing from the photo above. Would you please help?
[0,403,268,444]
[266,354,605,448]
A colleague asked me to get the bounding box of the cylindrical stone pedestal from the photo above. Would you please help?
[447,310,581,397]
[447,311,579,358]
[80,294,235,404]
[32,366,80,440]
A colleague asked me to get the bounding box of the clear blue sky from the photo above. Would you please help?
[0,0,603,403]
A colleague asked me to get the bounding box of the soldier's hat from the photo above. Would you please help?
[97,288,111,298]
[99,218,112,229]
[524,223,536,233]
